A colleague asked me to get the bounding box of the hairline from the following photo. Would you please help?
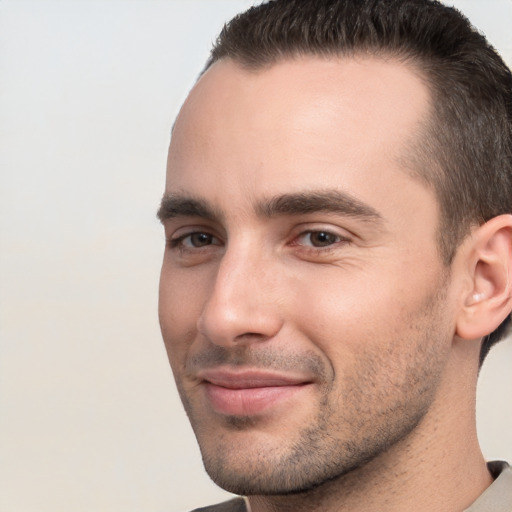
[203,51,456,265]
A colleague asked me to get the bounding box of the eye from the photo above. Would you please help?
[185,232,217,248]
[169,231,221,249]
[297,230,344,248]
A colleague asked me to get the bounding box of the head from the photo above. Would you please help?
[158,0,512,499]
[204,0,512,360]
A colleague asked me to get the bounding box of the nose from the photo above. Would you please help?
[197,246,283,347]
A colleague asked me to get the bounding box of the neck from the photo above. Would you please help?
[248,343,492,512]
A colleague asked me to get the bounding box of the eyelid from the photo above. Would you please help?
[166,222,221,238]
[290,222,353,240]
[285,224,354,258]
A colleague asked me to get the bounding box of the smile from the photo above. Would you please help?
[198,369,313,416]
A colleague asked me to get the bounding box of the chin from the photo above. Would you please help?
[195,395,431,497]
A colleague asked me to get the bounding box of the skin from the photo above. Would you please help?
[159,57,493,511]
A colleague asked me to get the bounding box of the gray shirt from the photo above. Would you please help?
[465,461,512,511]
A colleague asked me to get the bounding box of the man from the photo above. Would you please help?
[157,0,512,510]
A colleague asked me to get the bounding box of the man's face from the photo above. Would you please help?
[159,57,457,495]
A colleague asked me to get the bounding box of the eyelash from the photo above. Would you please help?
[167,231,222,250]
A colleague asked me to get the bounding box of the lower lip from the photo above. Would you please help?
[204,382,308,416]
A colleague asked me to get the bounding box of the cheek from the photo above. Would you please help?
[291,268,451,423]
[288,259,446,360]
[158,262,210,370]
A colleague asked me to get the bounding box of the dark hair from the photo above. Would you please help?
[204,0,512,362]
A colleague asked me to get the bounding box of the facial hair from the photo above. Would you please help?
[173,280,451,497]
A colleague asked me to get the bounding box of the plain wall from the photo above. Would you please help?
[0,1,511,511]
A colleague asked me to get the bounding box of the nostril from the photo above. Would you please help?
[234,332,271,343]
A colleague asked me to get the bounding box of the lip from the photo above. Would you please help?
[198,368,312,416]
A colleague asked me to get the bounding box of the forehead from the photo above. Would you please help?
[166,56,433,217]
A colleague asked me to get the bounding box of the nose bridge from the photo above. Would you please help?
[197,239,282,346]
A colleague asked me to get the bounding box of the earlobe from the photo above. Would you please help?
[456,214,512,340]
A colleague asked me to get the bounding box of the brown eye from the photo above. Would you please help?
[169,231,221,250]
[189,233,215,247]
[308,231,339,247]
[295,230,343,248]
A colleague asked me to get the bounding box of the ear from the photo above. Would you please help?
[456,214,512,340]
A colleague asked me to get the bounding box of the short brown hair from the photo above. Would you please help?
[203,0,512,362]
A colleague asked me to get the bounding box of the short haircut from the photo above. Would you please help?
[203,0,512,362]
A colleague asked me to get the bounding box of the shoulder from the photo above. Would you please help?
[465,461,512,511]
[190,497,248,512]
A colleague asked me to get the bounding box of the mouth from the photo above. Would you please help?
[197,368,313,416]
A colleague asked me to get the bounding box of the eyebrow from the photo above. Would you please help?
[157,190,383,224]
[256,190,383,222]
[157,194,219,222]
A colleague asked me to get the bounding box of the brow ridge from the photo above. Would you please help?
[157,190,383,224]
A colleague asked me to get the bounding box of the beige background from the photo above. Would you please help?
[0,1,511,511]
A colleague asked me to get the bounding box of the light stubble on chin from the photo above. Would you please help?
[200,363,439,497]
